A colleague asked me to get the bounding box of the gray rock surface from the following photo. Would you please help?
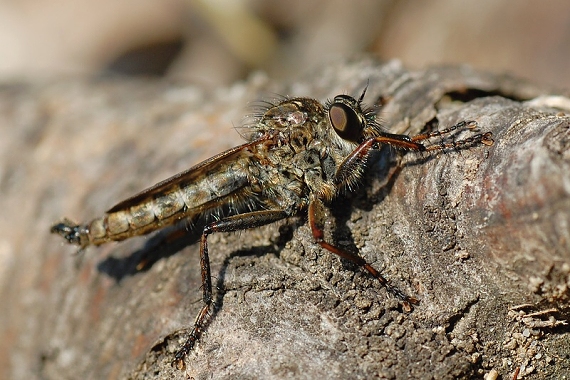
[1,58,569,379]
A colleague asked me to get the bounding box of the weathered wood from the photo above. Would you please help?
[1,58,568,379]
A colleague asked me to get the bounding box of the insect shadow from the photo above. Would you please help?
[96,215,299,284]
[96,223,203,281]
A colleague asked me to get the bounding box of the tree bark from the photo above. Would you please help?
[1,58,569,379]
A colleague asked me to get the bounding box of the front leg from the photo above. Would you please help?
[334,123,493,189]
[172,210,288,370]
[308,198,418,311]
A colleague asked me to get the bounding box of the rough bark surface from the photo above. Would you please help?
[1,58,569,379]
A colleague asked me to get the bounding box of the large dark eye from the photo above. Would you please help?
[328,95,365,142]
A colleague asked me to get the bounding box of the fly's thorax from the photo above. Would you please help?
[295,147,338,200]
[250,157,305,214]
[250,122,339,206]
[245,94,374,204]
[245,97,327,146]
[311,126,361,199]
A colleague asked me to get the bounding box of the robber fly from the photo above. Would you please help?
[51,88,493,369]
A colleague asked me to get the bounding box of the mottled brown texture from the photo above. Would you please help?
[1,58,569,379]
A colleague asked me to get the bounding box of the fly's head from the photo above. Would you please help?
[319,91,381,184]
[326,91,380,145]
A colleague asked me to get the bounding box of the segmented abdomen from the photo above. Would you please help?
[86,162,250,245]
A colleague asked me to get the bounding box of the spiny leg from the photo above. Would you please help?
[424,131,494,151]
[172,210,288,370]
[410,120,478,142]
[308,199,418,312]
[172,232,212,370]
[409,120,494,150]
[334,125,493,188]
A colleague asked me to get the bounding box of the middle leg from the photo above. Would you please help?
[172,209,288,369]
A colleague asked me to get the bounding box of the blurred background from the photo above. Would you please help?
[0,0,569,88]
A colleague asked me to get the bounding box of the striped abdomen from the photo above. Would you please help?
[86,159,250,245]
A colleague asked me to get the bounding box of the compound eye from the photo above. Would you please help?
[329,101,364,142]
